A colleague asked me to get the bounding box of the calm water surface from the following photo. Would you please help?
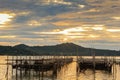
[0,56,120,80]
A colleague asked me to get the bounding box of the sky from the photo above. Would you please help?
[0,0,120,50]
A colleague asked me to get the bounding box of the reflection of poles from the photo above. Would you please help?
[93,52,96,80]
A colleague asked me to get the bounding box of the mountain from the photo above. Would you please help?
[14,44,29,49]
[0,43,119,56]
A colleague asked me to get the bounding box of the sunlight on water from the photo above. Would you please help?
[0,56,120,80]
[57,62,77,80]
[78,69,112,80]
[0,56,7,80]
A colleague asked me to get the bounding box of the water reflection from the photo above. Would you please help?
[57,62,77,80]
[0,56,120,80]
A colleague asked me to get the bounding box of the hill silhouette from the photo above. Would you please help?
[0,43,119,56]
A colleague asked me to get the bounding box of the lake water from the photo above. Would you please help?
[0,56,120,80]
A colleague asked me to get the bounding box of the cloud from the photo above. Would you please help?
[0,0,120,50]
[27,20,42,26]
[112,17,120,20]
[107,29,120,32]
[52,20,83,27]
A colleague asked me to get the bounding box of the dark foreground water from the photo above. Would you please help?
[0,56,120,80]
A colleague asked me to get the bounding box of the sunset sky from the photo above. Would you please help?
[0,0,120,50]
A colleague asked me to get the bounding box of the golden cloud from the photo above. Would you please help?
[0,42,20,46]
[27,20,42,26]
[112,17,120,20]
[0,35,16,38]
[78,5,85,8]
[52,20,83,27]
[107,29,120,32]
[35,0,72,5]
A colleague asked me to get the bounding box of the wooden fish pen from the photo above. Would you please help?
[7,56,73,80]
[77,56,114,73]
[3,56,120,80]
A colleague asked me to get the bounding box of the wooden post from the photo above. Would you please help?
[39,70,40,80]
[39,56,41,80]
[45,57,47,80]
[112,56,116,80]
[53,56,58,80]
[41,58,44,80]
[29,56,31,80]
[12,56,13,80]
[6,56,9,80]
[16,56,18,80]
[33,56,35,80]
[76,45,79,80]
